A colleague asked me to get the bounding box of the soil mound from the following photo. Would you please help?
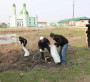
[0,50,54,72]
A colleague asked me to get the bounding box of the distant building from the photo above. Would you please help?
[73,19,90,27]
[38,22,47,27]
[9,3,38,27]
[58,17,90,27]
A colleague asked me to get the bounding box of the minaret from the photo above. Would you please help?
[23,3,27,26]
[36,15,38,27]
[12,4,17,27]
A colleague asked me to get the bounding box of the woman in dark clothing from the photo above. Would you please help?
[19,36,27,47]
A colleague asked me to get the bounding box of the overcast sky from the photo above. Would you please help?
[0,0,90,23]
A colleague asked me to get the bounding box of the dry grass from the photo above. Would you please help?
[0,26,86,54]
[0,27,87,71]
[0,27,90,82]
[0,37,7,40]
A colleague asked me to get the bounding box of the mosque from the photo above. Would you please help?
[10,3,38,27]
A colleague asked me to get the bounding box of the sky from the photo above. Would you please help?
[0,0,90,23]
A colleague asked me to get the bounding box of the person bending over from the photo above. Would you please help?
[19,36,27,47]
[38,37,50,60]
[50,33,68,65]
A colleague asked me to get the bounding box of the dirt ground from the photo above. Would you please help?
[0,27,90,82]
[0,27,86,72]
[0,45,77,72]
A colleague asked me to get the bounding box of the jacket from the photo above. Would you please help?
[38,38,50,49]
[53,34,68,47]
[86,24,90,37]
[19,38,27,45]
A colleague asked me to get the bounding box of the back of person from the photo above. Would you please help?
[20,37,27,42]
[54,34,68,47]
[50,33,69,65]
[38,38,49,48]
[19,37,27,47]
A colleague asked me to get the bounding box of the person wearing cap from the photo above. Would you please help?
[86,19,90,47]
[50,33,68,65]
[38,37,50,60]
[19,36,27,47]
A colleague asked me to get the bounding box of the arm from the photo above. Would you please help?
[86,24,88,27]
[19,40,23,44]
[54,43,59,47]
[38,41,42,49]
[38,42,43,52]
[23,39,27,45]
[46,38,50,45]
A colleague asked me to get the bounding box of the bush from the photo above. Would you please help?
[0,23,8,28]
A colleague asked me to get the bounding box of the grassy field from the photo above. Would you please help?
[0,27,90,82]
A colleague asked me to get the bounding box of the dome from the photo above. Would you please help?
[23,3,26,7]
[20,10,29,16]
[12,4,16,7]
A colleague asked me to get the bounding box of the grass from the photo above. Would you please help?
[0,27,90,82]
[0,67,82,82]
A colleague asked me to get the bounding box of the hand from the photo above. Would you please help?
[40,49,43,52]
[49,45,51,47]
[21,44,24,47]
[22,44,24,46]
[54,43,57,45]
[54,43,59,47]
[19,41,21,44]
[86,31,88,33]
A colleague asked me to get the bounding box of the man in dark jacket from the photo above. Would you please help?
[50,33,68,65]
[38,37,50,60]
[86,20,90,47]
[19,36,27,47]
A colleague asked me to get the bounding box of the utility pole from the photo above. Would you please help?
[73,0,75,21]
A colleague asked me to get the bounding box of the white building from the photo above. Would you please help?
[10,3,38,27]
[58,17,90,27]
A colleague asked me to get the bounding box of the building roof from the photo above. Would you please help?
[38,22,47,24]
[58,17,90,23]
[80,19,90,20]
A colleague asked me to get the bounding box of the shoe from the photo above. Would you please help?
[41,59,45,64]
[62,62,66,66]
[57,62,62,65]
